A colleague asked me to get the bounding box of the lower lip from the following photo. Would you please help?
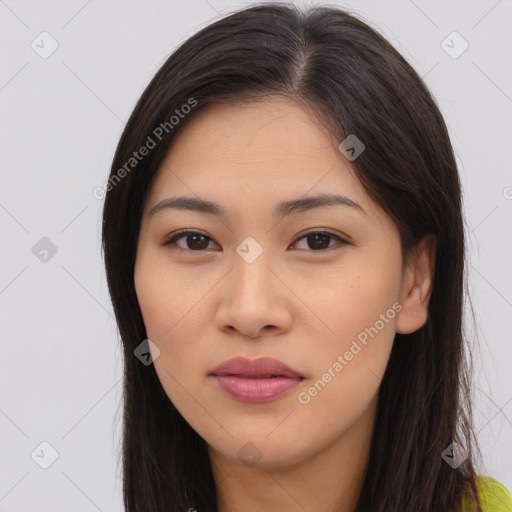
[212,375,303,403]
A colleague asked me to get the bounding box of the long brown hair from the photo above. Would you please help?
[101,3,483,510]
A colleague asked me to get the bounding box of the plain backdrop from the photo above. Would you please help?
[0,1,511,510]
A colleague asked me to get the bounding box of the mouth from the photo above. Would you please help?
[209,356,305,402]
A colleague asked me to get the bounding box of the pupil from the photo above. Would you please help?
[188,234,208,250]
[309,234,329,250]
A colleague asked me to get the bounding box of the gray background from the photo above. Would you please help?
[1,0,511,510]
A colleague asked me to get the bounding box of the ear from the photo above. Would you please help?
[395,233,437,334]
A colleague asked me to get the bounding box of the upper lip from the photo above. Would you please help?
[210,357,304,378]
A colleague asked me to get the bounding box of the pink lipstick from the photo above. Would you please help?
[210,356,304,403]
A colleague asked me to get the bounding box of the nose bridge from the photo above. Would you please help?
[219,244,284,336]
[213,232,295,338]
[232,234,273,295]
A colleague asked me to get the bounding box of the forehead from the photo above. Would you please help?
[145,97,372,216]
[173,97,332,153]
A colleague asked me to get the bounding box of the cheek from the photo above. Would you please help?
[135,253,206,339]
[134,259,216,391]
[297,287,397,437]
[298,252,401,402]
[134,264,211,421]
[307,254,402,343]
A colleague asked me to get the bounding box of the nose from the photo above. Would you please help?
[213,250,293,339]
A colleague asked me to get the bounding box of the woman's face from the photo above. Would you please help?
[134,97,426,471]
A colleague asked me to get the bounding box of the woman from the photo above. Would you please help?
[101,3,511,511]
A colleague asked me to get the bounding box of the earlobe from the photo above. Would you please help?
[395,233,437,335]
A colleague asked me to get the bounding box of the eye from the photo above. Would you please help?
[292,230,349,251]
[161,229,349,252]
[162,230,219,251]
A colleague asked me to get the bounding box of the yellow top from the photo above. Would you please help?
[461,476,512,511]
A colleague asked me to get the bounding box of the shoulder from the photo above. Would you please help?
[462,476,512,512]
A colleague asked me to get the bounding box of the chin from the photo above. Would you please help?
[208,435,314,471]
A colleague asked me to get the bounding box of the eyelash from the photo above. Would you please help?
[161,229,349,253]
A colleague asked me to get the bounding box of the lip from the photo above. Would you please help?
[210,356,303,378]
[209,357,305,403]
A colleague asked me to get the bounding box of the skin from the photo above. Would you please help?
[134,96,436,512]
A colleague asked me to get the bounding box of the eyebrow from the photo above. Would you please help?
[148,193,367,219]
